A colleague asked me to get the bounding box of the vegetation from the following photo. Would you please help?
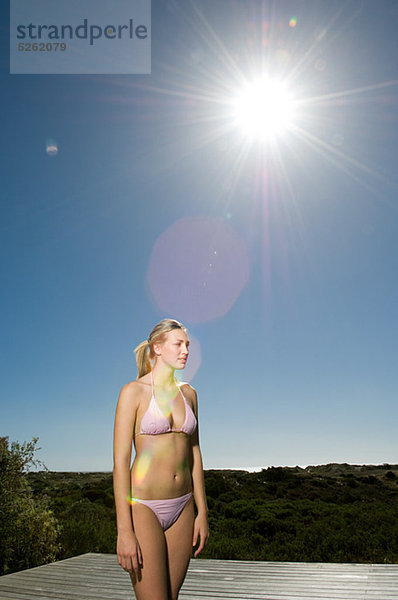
[27,461,398,565]
[22,470,116,560]
[0,437,60,575]
[2,436,398,575]
[202,465,398,563]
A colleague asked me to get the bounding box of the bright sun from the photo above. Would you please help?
[233,76,296,140]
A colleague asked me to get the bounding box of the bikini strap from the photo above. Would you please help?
[175,377,186,401]
[150,370,154,397]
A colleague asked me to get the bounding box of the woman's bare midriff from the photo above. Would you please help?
[131,433,193,499]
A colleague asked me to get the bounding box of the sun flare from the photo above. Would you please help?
[232,76,296,140]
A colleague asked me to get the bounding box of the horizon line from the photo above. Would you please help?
[29,461,398,473]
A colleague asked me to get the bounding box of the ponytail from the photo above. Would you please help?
[134,340,152,378]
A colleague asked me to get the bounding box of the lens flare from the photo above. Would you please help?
[46,139,58,156]
[133,449,153,486]
[289,17,297,28]
[147,216,249,324]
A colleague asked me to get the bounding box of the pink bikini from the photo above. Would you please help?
[135,371,197,437]
[132,372,197,531]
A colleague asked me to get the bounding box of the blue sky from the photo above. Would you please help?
[1,0,398,472]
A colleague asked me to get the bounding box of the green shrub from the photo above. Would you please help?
[58,498,116,558]
[0,436,61,575]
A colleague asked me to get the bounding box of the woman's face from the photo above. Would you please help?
[155,328,190,369]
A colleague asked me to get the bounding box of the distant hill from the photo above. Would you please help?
[26,461,398,484]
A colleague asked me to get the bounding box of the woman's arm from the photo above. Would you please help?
[113,382,142,574]
[190,387,209,557]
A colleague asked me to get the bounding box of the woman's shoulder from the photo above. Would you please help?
[180,381,197,404]
[119,376,151,403]
[179,380,195,391]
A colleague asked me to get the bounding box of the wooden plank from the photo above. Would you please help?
[0,554,397,600]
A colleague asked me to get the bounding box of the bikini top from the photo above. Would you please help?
[135,371,197,437]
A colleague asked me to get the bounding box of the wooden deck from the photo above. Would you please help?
[0,553,397,599]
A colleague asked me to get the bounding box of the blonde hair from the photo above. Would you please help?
[134,318,187,378]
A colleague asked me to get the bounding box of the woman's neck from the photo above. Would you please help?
[152,365,176,389]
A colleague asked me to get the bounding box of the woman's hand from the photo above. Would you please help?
[117,531,143,579]
[192,513,209,557]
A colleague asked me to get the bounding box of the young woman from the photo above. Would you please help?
[113,318,209,600]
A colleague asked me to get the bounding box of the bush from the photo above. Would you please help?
[0,436,61,575]
[58,498,116,557]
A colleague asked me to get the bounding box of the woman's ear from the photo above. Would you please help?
[152,342,161,357]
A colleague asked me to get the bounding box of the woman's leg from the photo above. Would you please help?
[130,502,169,600]
[164,497,195,600]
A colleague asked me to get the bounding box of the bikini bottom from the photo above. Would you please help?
[132,491,193,531]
